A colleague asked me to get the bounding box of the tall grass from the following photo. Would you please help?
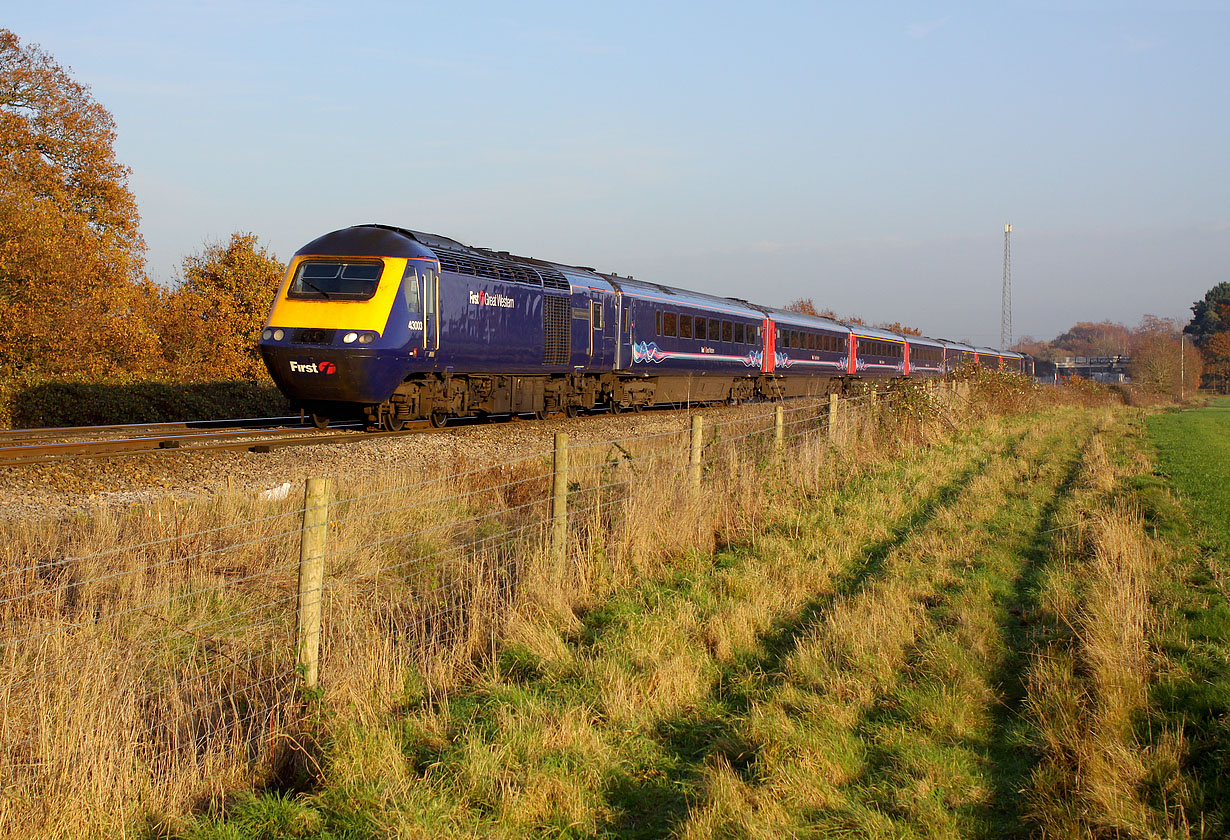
[0,376,1123,838]
[1024,414,1193,839]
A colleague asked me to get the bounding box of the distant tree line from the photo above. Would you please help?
[1013,285,1230,394]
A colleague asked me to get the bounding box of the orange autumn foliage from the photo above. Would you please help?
[156,234,286,382]
[0,28,158,378]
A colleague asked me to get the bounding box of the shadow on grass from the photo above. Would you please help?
[975,430,1089,836]
[596,441,1009,839]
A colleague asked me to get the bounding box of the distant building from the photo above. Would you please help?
[1048,356,1131,384]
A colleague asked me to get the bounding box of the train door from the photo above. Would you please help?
[422,267,439,354]
[588,293,618,369]
[762,318,775,373]
[569,294,592,369]
[616,293,630,368]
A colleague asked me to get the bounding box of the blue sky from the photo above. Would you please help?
[7,1,1229,344]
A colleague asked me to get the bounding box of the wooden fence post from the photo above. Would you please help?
[552,432,568,560]
[828,393,840,442]
[774,405,784,458]
[690,415,704,492]
[297,477,331,691]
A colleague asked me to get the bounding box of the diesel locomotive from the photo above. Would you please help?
[258,224,1027,429]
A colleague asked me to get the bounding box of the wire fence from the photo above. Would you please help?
[0,382,964,836]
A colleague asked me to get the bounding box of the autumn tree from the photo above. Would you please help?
[785,298,843,320]
[157,233,285,381]
[1011,336,1056,360]
[1189,299,1230,393]
[874,321,922,336]
[0,29,158,377]
[1129,315,1203,396]
[1203,328,1230,393]
[1050,321,1131,358]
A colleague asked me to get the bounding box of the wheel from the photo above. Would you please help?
[385,415,406,431]
[310,413,330,430]
[610,401,624,415]
[632,402,644,413]
[533,410,549,421]
[429,411,449,428]
[564,405,580,418]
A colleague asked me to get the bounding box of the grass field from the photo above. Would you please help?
[1146,396,1230,552]
[1142,396,1230,837]
[162,395,1230,840]
[9,381,1228,839]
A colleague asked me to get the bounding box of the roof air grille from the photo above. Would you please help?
[435,250,544,287]
[536,266,570,290]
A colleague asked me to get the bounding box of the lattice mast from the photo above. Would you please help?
[1001,223,1012,351]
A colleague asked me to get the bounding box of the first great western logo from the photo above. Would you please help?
[468,289,514,308]
[290,360,336,375]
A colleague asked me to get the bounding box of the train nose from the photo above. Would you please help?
[259,345,408,404]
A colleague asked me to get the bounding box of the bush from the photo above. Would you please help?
[0,375,291,428]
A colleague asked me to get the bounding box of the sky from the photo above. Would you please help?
[6,1,1229,345]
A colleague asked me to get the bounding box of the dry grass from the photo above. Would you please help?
[0,390,950,838]
[1024,415,1192,839]
[0,378,1131,838]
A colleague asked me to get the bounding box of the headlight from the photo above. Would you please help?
[358,333,376,345]
[262,329,272,340]
[273,329,285,341]
[343,332,358,344]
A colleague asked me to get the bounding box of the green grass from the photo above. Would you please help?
[1146,395,1230,551]
[1142,397,1230,836]
[161,403,1230,839]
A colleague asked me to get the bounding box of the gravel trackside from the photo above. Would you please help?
[0,404,783,522]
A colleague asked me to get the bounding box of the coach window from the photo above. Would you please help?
[723,321,733,342]
[695,317,706,340]
[663,312,677,337]
[733,322,744,344]
[680,314,693,339]
[750,326,760,343]
[656,311,662,336]
[709,318,720,341]
[591,301,603,329]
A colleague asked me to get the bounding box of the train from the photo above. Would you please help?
[258,224,1030,429]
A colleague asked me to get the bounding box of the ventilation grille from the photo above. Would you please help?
[435,249,572,291]
[290,328,336,345]
[543,295,571,366]
[536,266,571,290]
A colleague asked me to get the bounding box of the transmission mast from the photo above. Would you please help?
[1001,223,1012,351]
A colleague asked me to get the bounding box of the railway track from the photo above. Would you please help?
[0,416,309,444]
[0,412,573,468]
[0,416,385,468]
[0,398,798,469]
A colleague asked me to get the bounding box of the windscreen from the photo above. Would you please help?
[289,260,383,301]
